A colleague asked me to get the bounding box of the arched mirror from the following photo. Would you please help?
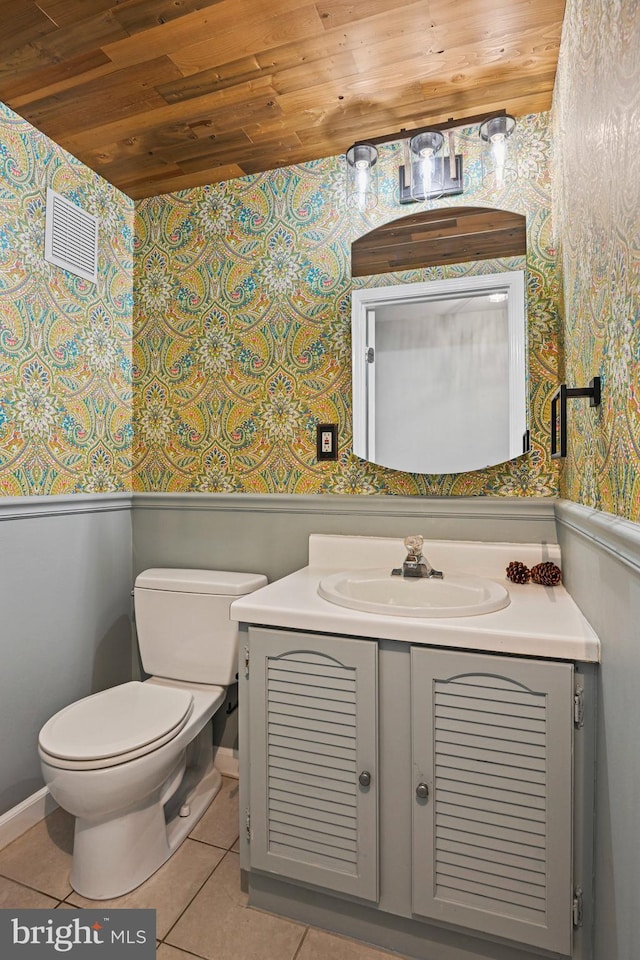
[351,207,528,474]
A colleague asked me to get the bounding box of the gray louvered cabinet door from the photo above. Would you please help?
[248,627,378,901]
[411,648,574,955]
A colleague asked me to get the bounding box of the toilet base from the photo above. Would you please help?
[70,726,222,900]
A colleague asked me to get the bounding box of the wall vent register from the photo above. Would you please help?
[44,188,98,284]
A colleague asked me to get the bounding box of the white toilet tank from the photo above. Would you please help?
[134,568,267,685]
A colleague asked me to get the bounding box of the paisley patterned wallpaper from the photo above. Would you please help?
[1,1,635,510]
[0,103,133,497]
[133,113,560,496]
[553,0,640,520]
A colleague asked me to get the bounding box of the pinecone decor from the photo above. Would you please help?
[531,562,562,586]
[506,561,531,584]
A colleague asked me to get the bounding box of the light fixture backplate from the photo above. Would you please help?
[398,154,464,204]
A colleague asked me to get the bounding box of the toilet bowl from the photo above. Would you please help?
[38,569,266,900]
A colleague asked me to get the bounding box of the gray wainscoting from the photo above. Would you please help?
[555,499,640,960]
[0,494,133,815]
[3,488,635,957]
[132,493,558,583]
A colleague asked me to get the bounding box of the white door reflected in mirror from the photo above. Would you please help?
[351,271,527,474]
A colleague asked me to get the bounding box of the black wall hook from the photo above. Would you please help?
[551,377,601,459]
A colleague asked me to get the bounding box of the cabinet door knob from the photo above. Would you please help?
[416,782,429,800]
[358,771,371,787]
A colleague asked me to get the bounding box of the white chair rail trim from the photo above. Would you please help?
[132,492,557,521]
[0,492,132,521]
[555,499,640,575]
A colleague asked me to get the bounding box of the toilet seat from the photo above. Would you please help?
[38,682,194,770]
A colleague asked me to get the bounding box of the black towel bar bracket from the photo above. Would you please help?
[550,376,601,459]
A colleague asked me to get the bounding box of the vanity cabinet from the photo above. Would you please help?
[410,647,574,955]
[246,628,378,901]
[243,626,589,959]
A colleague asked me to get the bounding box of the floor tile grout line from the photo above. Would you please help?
[157,941,211,960]
[187,834,238,853]
[0,869,70,903]
[161,847,232,945]
[291,925,310,960]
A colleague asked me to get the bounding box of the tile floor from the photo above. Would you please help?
[0,778,408,960]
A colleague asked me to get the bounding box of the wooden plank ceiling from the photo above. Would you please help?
[0,0,566,199]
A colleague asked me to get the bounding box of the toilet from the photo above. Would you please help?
[38,568,266,900]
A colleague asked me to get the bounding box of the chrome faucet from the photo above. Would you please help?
[392,535,443,579]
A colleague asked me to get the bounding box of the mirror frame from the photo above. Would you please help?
[352,270,528,474]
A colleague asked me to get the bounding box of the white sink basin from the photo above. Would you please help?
[318,568,510,618]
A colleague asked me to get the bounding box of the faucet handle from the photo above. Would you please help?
[404,534,424,555]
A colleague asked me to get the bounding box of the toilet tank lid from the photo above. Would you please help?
[135,568,267,595]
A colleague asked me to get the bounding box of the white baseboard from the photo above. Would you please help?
[213,746,239,779]
[0,787,58,850]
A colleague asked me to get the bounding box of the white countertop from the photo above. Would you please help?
[230,535,600,663]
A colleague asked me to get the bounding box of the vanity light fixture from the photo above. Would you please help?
[345,142,379,212]
[398,122,464,204]
[408,130,445,200]
[344,109,518,208]
[550,377,602,459]
[479,114,518,190]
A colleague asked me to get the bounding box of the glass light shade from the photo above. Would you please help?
[409,130,444,200]
[479,114,517,190]
[346,143,378,212]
